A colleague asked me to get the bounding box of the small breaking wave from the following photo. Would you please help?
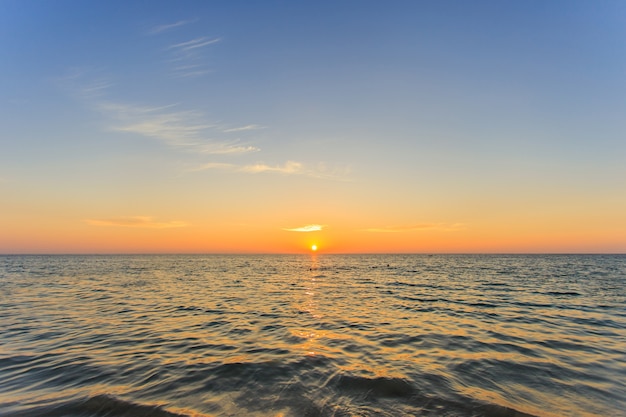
[3,394,193,417]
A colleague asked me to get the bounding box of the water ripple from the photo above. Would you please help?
[1,254,625,417]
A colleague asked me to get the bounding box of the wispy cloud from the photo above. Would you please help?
[144,17,218,78]
[165,36,221,78]
[222,124,266,133]
[108,107,213,146]
[148,20,193,35]
[99,101,260,154]
[80,80,114,98]
[172,64,211,78]
[61,65,263,156]
[62,70,265,162]
[193,162,236,171]
[361,223,465,232]
[198,142,260,154]
[283,224,324,232]
[191,161,302,175]
[169,37,221,52]
[85,216,188,229]
[57,67,114,99]
[193,160,351,180]
[241,161,303,174]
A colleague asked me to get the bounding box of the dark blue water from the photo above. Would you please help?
[1,254,624,416]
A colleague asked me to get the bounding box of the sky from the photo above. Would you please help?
[1,0,625,254]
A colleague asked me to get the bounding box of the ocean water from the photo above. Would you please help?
[0,254,624,417]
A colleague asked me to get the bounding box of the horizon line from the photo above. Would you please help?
[1,252,624,256]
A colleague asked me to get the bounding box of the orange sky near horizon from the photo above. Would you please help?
[1,2,625,254]
[1,212,624,254]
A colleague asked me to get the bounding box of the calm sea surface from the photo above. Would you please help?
[1,255,624,417]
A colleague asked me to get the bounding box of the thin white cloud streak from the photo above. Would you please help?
[361,223,466,232]
[283,224,324,232]
[175,70,212,78]
[168,37,221,52]
[241,161,303,174]
[148,20,193,35]
[194,162,235,170]
[100,102,180,114]
[57,68,115,100]
[222,124,266,133]
[199,143,260,154]
[80,80,115,98]
[165,37,220,78]
[172,65,212,78]
[190,161,301,174]
[192,160,350,180]
[113,112,213,146]
[85,216,188,229]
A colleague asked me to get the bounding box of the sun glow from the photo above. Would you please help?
[311,244,318,252]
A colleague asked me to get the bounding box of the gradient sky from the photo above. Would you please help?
[1,0,625,254]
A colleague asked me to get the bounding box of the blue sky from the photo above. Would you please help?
[1,1,625,253]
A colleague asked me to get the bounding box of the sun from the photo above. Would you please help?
[311,244,318,252]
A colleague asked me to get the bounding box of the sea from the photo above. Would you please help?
[0,254,624,417]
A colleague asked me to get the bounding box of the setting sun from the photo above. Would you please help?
[311,244,318,252]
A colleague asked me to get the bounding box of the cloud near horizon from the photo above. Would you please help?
[85,216,188,229]
[191,161,303,175]
[199,142,260,154]
[361,223,465,232]
[241,161,303,174]
[193,160,351,180]
[283,224,324,232]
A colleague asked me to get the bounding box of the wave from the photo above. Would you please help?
[1,393,539,417]
[3,394,192,417]
[2,364,540,417]
[325,373,538,417]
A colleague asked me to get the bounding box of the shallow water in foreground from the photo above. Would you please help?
[1,254,624,417]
